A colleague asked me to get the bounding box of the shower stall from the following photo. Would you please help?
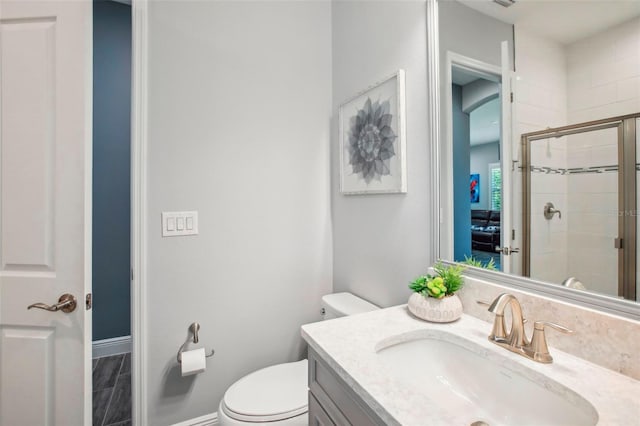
[522,113,640,301]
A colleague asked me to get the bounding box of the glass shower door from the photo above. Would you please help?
[635,118,640,300]
[526,124,622,298]
[523,114,640,301]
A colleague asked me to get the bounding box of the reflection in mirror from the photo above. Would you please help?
[435,0,640,306]
[437,0,513,272]
[522,114,640,301]
[452,69,503,270]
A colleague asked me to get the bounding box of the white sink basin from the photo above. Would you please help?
[376,330,598,426]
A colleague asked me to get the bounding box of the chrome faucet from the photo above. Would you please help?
[481,293,573,364]
[544,202,562,220]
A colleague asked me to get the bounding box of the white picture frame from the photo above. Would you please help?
[339,70,407,195]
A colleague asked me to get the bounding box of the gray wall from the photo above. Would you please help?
[439,0,513,70]
[331,0,430,308]
[93,0,131,341]
[470,141,499,211]
[146,1,332,424]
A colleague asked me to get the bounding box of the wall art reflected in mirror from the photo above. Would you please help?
[435,0,640,306]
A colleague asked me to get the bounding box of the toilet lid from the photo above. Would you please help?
[222,359,308,422]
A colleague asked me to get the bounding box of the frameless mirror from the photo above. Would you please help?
[428,0,640,318]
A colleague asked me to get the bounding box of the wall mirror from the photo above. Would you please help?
[427,0,640,319]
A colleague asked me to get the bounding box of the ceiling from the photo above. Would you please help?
[457,0,640,45]
[452,67,480,86]
[452,68,501,146]
[470,97,500,146]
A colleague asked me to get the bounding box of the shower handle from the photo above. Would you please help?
[544,202,561,220]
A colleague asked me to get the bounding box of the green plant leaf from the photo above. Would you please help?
[432,261,466,296]
[409,262,467,298]
[462,255,497,271]
[409,275,429,293]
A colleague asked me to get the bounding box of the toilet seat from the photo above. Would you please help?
[221,360,308,422]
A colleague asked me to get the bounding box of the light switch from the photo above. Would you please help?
[162,211,199,237]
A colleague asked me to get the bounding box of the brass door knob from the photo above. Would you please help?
[28,294,77,313]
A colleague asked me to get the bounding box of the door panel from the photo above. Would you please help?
[0,1,92,425]
[500,40,513,273]
[1,18,56,270]
[1,327,55,424]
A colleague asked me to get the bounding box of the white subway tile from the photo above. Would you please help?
[617,76,640,102]
[592,82,619,107]
[614,18,640,61]
[617,56,640,80]
[612,98,640,117]
[591,60,619,86]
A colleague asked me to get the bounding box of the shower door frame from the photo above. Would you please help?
[521,112,640,301]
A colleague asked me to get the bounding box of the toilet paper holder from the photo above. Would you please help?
[177,322,215,363]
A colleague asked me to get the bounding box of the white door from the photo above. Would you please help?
[500,40,514,274]
[0,1,92,425]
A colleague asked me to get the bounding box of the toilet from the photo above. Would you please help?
[218,292,379,425]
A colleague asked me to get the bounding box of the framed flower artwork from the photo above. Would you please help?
[339,70,407,194]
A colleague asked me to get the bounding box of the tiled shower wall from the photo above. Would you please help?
[517,18,640,288]
[564,16,640,294]
[566,128,619,295]
[566,17,640,124]
[528,138,568,284]
[514,29,568,282]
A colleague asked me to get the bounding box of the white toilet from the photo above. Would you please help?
[218,292,379,425]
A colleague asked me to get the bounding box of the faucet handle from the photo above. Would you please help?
[524,321,574,363]
[536,321,573,334]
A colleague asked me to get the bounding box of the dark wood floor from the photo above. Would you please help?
[93,353,131,426]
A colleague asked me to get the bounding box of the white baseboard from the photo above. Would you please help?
[172,412,218,426]
[92,335,132,358]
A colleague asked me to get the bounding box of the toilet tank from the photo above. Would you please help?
[321,292,379,320]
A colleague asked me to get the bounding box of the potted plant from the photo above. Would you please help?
[462,255,497,271]
[407,262,466,322]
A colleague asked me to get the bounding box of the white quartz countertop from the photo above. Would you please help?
[301,305,640,426]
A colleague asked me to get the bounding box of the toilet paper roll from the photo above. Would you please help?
[181,348,206,377]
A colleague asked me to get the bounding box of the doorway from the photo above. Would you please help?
[92,1,132,425]
[451,66,503,271]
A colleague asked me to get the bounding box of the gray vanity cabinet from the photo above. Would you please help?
[308,348,387,426]
[309,392,334,426]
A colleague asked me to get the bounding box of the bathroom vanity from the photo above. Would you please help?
[308,348,385,425]
[301,304,640,425]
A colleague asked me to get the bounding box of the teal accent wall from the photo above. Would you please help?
[93,0,131,341]
[452,84,471,262]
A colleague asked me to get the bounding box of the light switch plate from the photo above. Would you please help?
[162,211,198,237]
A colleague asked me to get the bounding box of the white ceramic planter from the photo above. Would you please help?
[407,292,463,323]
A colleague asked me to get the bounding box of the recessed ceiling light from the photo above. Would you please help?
[494,0,515,7]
